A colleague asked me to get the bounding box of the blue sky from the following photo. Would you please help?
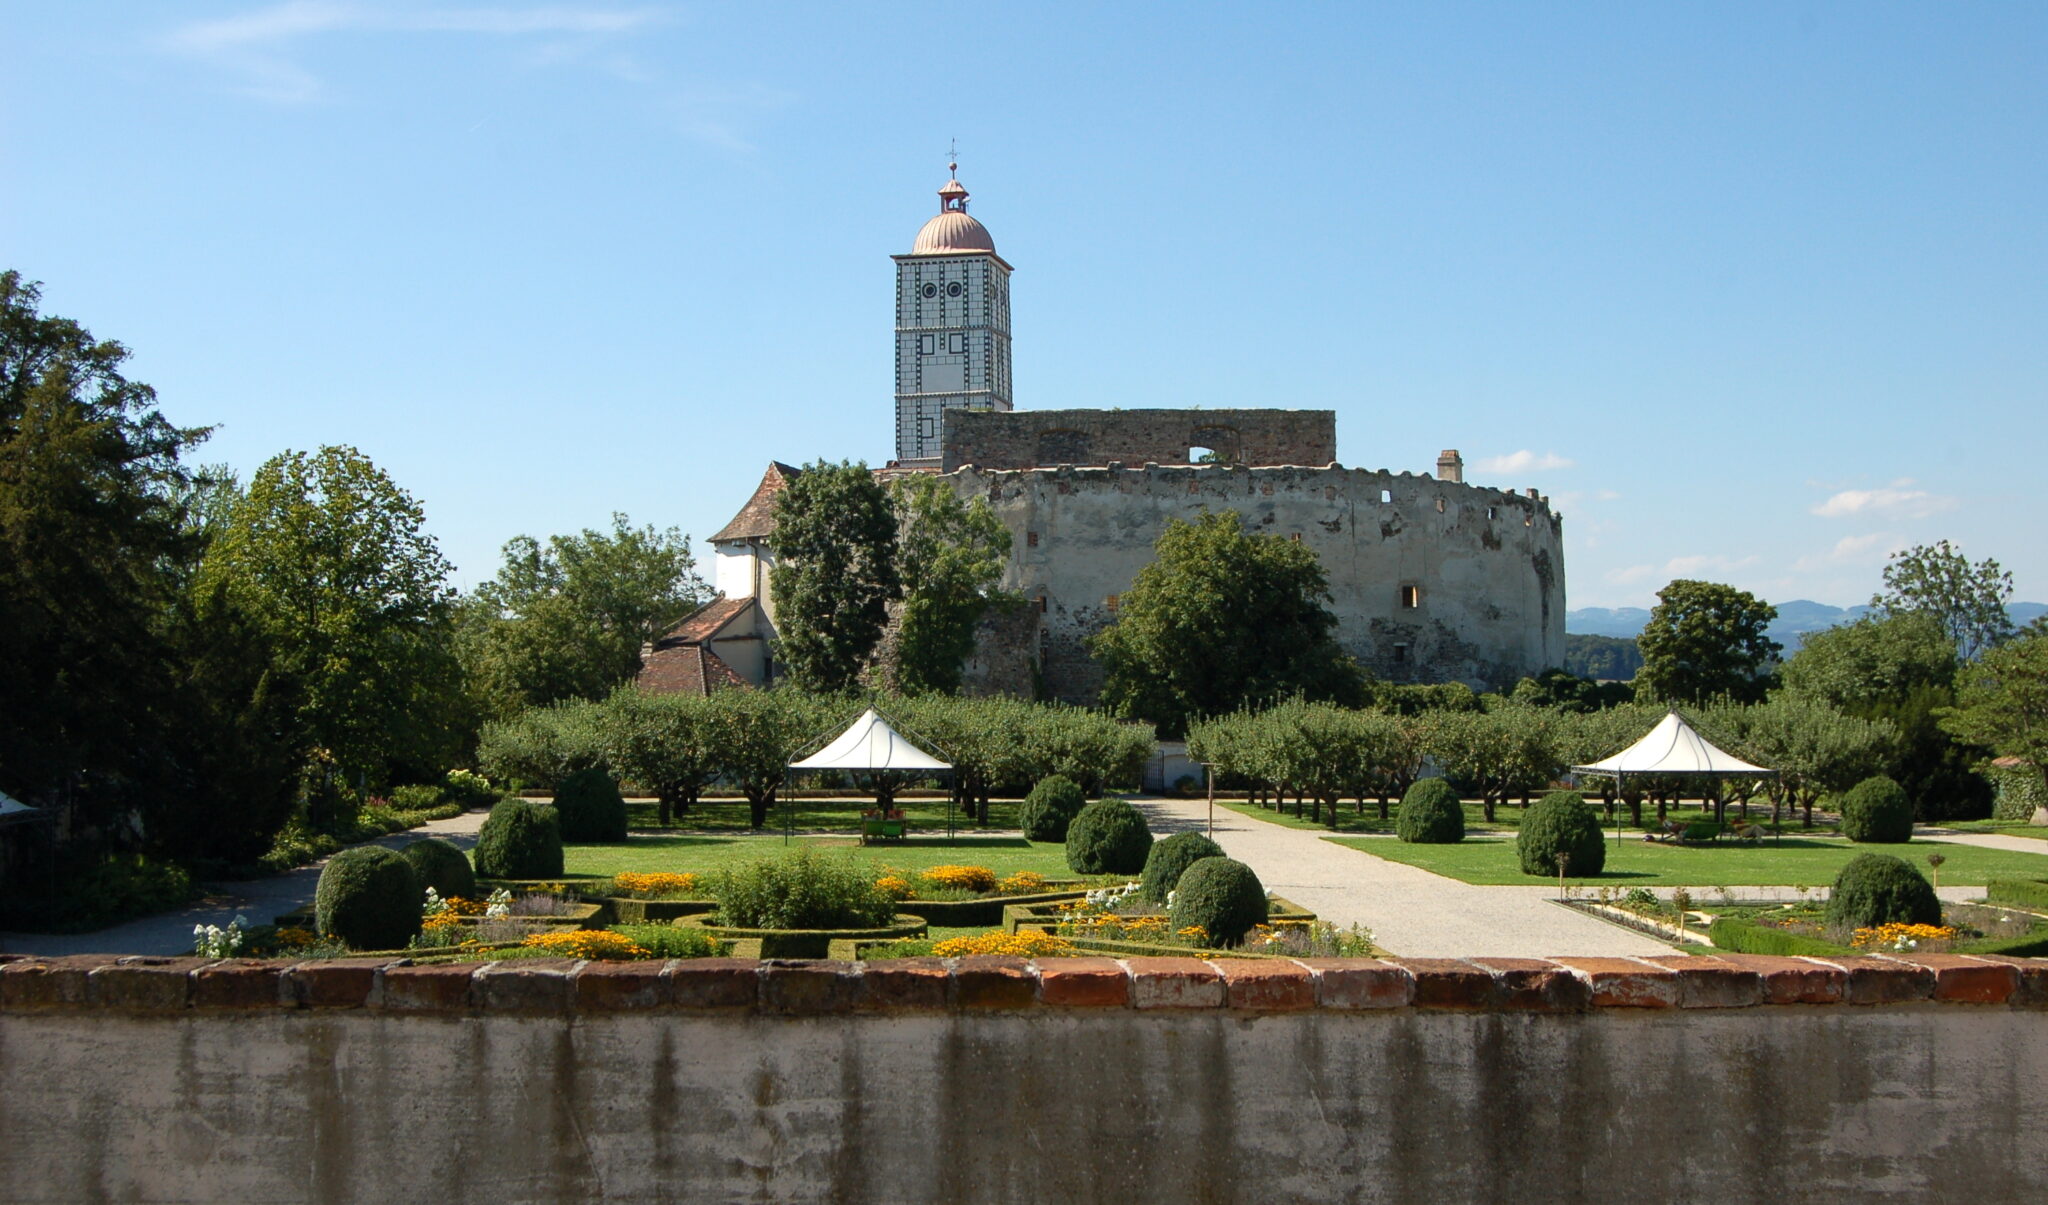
[5,2,2043,609]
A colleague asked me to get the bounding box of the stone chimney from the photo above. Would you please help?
[1436,450,1464,484]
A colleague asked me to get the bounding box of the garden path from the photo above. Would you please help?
[0,809,491,958]
[1917,828,2048,856]
[1130,795,1675,958]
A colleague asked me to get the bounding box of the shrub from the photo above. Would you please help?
[1517,790,1606,877]
[711,850,897,929]
[1139,831,1226,902]
[1167,858,1269,948]
[474,799,564,880]
[1826,853,1941,930]
[1707,917,1846,957]
[613,924,724,958]
[389,783,445,811]
[1020,775,1088,843]
[442,768,501,809]
[314,847,422,951]
[1396,779,1465,844]
[1840,775,1914,844]
[552,767,629,843]
[400,838,476,900]
[1064,798,1154,875]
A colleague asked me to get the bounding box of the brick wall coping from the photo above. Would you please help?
[1,952,2041,1016]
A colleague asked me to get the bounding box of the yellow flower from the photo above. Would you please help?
[274,927,317,949]
[519,930,650,960]
[874,874,917,901]
[932,931,1077,958]
[1850,922,1957,949]
[611,872,700,899]
[921,865,998,892]
[997,870,1048,894]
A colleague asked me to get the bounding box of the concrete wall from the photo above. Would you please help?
[3,952,2044,1204]
[951,462,1566,702]
[942,407,1336,472]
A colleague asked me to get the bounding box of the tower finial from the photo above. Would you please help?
[948,137,958,176]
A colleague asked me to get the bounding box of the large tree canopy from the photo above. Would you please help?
[198,445,464,791]
[1942,620,2048,801]
[887,474,1013,695]
[769,460,900,694]
[1089,511,1362,737]
[1872,540,2014,662]
[462,513,708,713]
[1635,579,1780,705]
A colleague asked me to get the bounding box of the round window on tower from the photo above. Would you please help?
[921,283,938,299]
[947,281,963,298]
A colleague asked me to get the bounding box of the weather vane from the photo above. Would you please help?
[948,138,958,174]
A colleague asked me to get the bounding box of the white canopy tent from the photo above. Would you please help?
[785,707,953,839]
[1570,710,1776,841]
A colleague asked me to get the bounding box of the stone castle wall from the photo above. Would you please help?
[941,407,1337,472]
[949,462,1566,702]
[2,952,2045,1203]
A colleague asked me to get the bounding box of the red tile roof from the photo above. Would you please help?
[658,597,752,646]
[636,642,749,697]
[709,462,801,544]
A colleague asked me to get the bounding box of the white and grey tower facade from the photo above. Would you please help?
[891,165,1013,464]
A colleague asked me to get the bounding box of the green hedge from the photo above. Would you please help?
[1707,917,1847,957]
[1985,877,2048,912]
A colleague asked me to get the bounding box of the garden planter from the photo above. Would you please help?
[676,913,928,959]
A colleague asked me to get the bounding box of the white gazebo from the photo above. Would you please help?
[1571,710,1776,840]
[786,708,953,840]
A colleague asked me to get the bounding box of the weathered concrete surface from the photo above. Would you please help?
[954,462,1566,702]
[2,1001,2044,1204]
[941,406,1336,472]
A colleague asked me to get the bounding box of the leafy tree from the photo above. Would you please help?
[770,461,900,694]
[474,698,608,790]
[1780,612,1989,819]
[1635,580,1780,704]
[0,271,205,816]
[197,445,464,797]
[1563,633,1643,682]
[463,513,708,714]
[1872,540,2014,662]
[707,690,832,829]
[1942,621,2048,803]
[1425,704,1560,823]
[1090,511,1364,737]
[599,688,719,825]
[886,474,1013,694]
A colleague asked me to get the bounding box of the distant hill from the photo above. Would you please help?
[1568,599,2047,649]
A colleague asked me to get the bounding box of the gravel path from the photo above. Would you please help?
[1917,828,2048,856]
[1131,795,1675,958]
[0,810,491,958]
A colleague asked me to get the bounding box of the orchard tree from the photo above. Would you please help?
[1942,621,2048,802]
[1635,580,1780,704]
[198,445,465,800]
[599,688,719,825]
[1090,511,1363,737]
[770,461,900,694]
[887,474,1013,694]
[464,513,708,713]
[1872,540,2014,662]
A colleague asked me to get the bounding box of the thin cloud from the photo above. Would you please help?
[1472,449,1575,474]
[1811,479,1956,520]
[1793,532,1901,572]
[164,3,668,103]
[1663,553,1759,577]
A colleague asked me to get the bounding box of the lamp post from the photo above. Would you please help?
[1200,762,1220,839]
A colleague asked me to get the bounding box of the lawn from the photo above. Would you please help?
[1325,834,2048,887]
[1219,797,1836,838]
[564,833,1077,880]
[620,796,1021,834]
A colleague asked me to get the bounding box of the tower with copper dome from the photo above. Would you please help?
[891,162,1013,464]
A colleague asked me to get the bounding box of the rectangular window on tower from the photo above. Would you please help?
[919,335,936,356]
[1400,585,1422,609]
[948,333,965,354]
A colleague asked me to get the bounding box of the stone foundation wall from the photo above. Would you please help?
[2,952,2044,1203]
[942,408,1336,472]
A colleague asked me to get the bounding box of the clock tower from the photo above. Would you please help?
[891,162,1013,464]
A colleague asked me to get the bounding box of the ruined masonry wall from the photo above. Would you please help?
[941,407,1336,472]
[1,952,2045,1204]
[950,462,1566,702]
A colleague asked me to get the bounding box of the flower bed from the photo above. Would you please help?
[674,912,929,959]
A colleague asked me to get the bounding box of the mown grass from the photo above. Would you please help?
[621,796,1022,833]
[1324,833,2048,887]
[564,834,1075,880]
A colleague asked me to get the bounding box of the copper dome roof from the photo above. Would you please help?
[909,164,996,255]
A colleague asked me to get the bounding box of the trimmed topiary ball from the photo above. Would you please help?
[1840,774,1914,844]
[1397,779,1465,844]
[1020,775,1088,843]
[1167,857,1269,947]
[474,798,564,880]
[1065,798,1154,875]
[315,846,422,951]
[1827,853,1941,929]
[552,767,629,843]
[401,837,476,901]
[1516,790,1606,878]
[1140,831,1226,902]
